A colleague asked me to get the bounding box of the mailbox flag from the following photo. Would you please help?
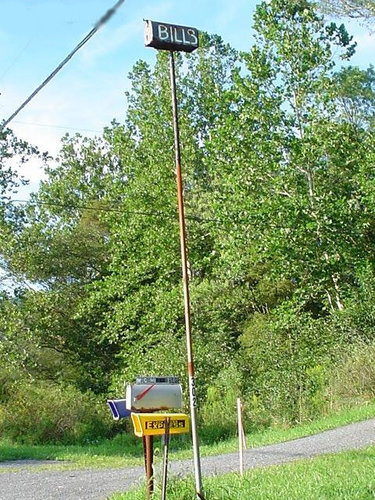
[107,399,131,420]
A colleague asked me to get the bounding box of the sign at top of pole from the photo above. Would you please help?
[144,20,199,52]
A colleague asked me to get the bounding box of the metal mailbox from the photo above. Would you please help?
[144,20,199,53]
[125,376,183,412]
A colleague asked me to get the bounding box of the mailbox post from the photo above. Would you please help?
[145,20,203,500]
[109,377,189,499]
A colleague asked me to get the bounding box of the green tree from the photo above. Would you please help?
[202,0,375,425]
[331,65,375,127]
[318,0,375,23]
[78,38,240,392]
[0,127,40,290]
[207,0,371,315]
[0,133,123,392]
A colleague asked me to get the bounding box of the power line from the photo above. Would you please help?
[1,0,126,131]
[0,37,34,83]
[8,199,268,233]
[10,198,172,218]
[9,199,223,225]
[12,120,102,134]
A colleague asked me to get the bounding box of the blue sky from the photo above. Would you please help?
[0,0,373,194]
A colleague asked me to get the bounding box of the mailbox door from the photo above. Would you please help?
[126,383,182,411]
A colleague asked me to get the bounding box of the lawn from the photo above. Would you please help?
[113,445,375,499]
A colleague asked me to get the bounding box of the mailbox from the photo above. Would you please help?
[125,376,183,412]
[144,20,199,53]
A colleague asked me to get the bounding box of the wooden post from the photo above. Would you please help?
[237,398,245,476]
[161,417,171,500]
[143,435,154,499]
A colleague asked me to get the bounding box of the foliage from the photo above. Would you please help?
[0,381,114,445]
[327,343,375,407]
[331,65,375,127]
[317,0,375,24]
[0,127,37,202]
[200,363,243,441]
[0,128,41,288]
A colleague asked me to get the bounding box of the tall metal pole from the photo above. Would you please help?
[169,50,204,499]
[161,417,171,500]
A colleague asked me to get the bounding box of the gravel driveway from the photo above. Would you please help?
[1,418,374,500]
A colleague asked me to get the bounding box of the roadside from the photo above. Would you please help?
[2,401,375,470]
[1,417,374,500]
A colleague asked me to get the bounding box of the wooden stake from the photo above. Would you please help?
[161,417,171,500]
[237,398,245,476]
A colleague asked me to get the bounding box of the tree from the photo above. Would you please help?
[79,40,240,391]
[0,133,123,392]
[206,0,372,315]
[0,127,40,290]
[0,37,240,393]
[198,0,375,424]
[331,65,375,127]
[2,2,374,425]
[317,0,375,23]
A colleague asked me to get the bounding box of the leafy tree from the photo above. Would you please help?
[79,39,240,391]
[0,133,124,392]
[206,0,371,316]
[0,128,41,290]
[2,2,375,433]
[200,0,375,425]
[331,65,375,127]
[317,0,375,23]
[0,128,31,202]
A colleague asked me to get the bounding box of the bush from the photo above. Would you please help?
[325,341,375,410]
[0,381,115,444]
[200,363,243,441]
[238,309,341,426]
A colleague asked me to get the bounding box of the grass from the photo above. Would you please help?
[113,446,375,499]
[1,401,375,470]
[0,432,145,470]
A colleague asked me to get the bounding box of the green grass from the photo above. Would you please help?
[113,446,375,499]
[0,432,144,470]
[1,401,375,470]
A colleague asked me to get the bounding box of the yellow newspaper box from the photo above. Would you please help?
[131,412,190,437]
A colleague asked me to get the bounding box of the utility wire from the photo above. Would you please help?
[13,120,102,134]
[9,199,224,225]
[11,198,173,219]
[1,0,125,131]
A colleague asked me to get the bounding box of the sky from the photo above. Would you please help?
[0,0,374,197]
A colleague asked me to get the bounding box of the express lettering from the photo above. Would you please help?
[145,419,186,430]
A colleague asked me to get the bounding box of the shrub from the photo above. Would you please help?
[200,363,243,441]
[325,341,375,410]
[0,381,115,444]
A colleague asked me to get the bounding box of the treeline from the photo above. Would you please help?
[1,0,375,444]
